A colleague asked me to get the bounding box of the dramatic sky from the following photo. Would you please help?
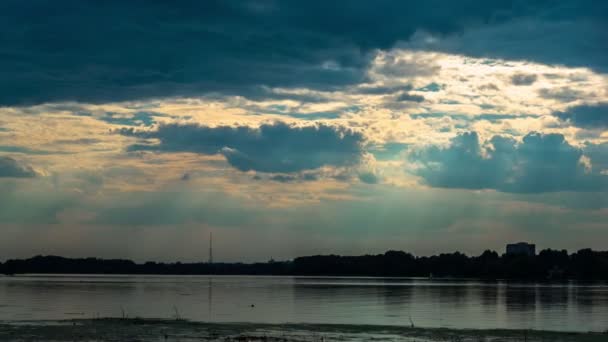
[1,0,607,261]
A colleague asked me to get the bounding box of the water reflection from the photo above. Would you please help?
[0,275,607,332]
[208,277,212,318]
[504,285,537,312]
[479,284,499,309]
[381,284,413,318]
[538,286,569,309]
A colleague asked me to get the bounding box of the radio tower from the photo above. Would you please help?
[208,232,213,264]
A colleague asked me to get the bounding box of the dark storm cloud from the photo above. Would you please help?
[1,0,604,105]
[407,14,608,73]
[510,73,537,86]
[554,103,608,129]
[411,132,608,193]
[0,156,37,178]
[120,122,364,173]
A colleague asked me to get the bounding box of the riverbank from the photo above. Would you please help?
[0,319,605,342]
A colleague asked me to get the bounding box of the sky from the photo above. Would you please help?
[0,0,607,262]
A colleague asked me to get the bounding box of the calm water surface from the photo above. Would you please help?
[0,275,607,332]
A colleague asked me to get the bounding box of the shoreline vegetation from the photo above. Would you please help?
[0,319,606,342]
[1,249,608,280]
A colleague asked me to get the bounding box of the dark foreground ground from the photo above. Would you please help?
[0,319,606,342]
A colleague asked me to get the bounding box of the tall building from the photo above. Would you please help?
[506,242,536,256]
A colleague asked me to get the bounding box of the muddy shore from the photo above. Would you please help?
[0,318,606,341]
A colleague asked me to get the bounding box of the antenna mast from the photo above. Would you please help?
[209,232,213,264]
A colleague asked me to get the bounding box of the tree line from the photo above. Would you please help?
[1,248,607,280]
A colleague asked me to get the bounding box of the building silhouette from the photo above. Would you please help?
[506,242,536,256]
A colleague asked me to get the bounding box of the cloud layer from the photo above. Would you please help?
[120,122,364,173]
[0,157,36,178]
[1,0,606,105]
[554,103,608,129]
[412,132,608,193]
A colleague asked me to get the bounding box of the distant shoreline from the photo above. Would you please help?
[2,249,608,280]
[3,273,608,284]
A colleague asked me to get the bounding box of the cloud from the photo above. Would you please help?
[405,15,608,73]
[97,112,168,127]
[416,83,443,92]
[411,132,608,193]
[120,122,364,173]
[554,103,608,128]
[511,73,537,86]
[269,174,298,183]
[409,113,537,122]
[369,142,409,161]
[1,1,605,105]
[585,142,608,172]
[354,84,413,95]
[358,172,380,184]
[538,87,586,103]
[0,156,37,178]
[54,138,102,145]
[396,92,425,103]
[0,146,58,155]
[478,83,500,91]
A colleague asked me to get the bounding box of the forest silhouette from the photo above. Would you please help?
[2,249,607,280]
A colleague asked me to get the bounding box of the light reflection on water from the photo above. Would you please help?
[0,275,607,332]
